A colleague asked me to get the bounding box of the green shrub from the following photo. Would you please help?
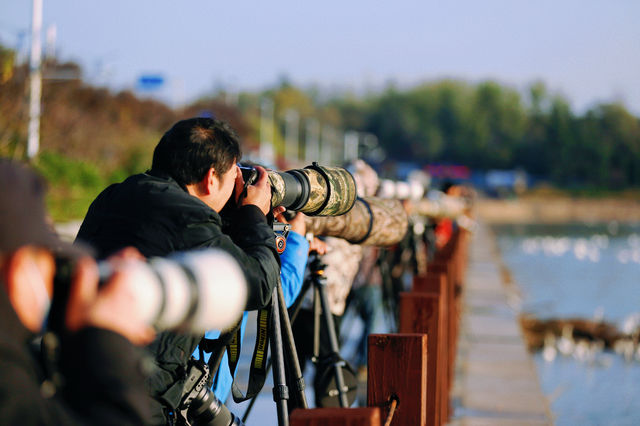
[33,151,106,221]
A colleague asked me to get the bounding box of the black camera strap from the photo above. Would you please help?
[227,307,272,403]
[199,320,242,385]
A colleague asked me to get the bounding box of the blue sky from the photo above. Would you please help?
[1,1,639,113]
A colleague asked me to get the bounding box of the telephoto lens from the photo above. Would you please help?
[304,197,409,246]
[187,386,244,426]
[377,179,425,200]
[412,192,467,219]
[240,163,357,216]
[98,249,247,333]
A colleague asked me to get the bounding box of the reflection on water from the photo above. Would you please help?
[518,232,640,264]
[495,223,640,323]
[494,222,640,426]
[534,352,640,426]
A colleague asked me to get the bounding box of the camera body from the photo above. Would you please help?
[178,359,244,426]
[239,163,356,217]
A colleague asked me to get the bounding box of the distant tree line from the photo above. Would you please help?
[233,79,640,189]
[326,81,640,189]
[2,42,639,193]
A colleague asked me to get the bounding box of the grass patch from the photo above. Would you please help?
[33,151,106,221]
[28,146,153,222]
[32,151,148,222]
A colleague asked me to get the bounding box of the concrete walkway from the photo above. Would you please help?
[449,223,553,426]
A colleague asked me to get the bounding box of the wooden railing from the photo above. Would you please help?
[292,229,470,426]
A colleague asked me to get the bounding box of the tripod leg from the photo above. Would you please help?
[270,287,289,426]
[277,283,309,410]
[316,281,350,408]
[287,277,313,324]
[312,286,321,363]
[244,278,313,423]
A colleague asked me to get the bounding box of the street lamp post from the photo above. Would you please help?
[27,0,43,159]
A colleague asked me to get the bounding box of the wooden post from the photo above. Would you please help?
[427,261,457,421]
[398,292,440,426]
[290,407,381,426]
[427,262,456,375]
[434,230,461,292]
[368,334,428,426]
[412,273,450,424]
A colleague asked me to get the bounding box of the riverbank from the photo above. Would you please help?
[477,197,640,224]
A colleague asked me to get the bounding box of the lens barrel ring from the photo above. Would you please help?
[175,262,201,332]
[304,162,334,216]
[147,258,169,328]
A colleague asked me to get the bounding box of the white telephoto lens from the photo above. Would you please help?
[147,257,194,331]
[409,181,424,200]
[116,259,165,327]
[378,179,396,199]
[395,181,411,200]
[174,249,247,333]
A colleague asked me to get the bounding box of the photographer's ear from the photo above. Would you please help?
[234,165,246,203]
[185,168,216,198]
[204,167,217,195]
[2,246,55,333]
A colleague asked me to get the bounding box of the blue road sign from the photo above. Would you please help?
[137,74,165,91]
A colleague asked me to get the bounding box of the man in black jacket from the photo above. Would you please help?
[0,159,155,425]
[75,117,281,423]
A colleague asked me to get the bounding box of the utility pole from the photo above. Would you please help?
[27,0,43,160]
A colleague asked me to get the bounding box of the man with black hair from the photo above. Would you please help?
[75,117,281,423]
[0,159,155,425]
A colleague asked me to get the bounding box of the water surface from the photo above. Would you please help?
[494,222,640,426]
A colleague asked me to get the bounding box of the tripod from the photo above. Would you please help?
[288,252,355,408]
[268,276,309,426]
[200,221,308,426]
[241,251,355,424]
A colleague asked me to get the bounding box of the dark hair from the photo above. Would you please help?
[152,117,241,186]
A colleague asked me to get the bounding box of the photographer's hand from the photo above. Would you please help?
[241,165,271,215]
[274,210,306,235]
[65,250,155,345]
[309,237,328,255]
